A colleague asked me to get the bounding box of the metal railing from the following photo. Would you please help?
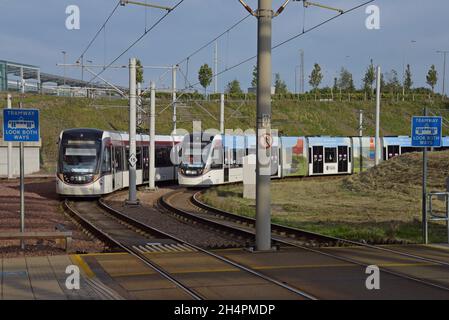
[426,191,449,244]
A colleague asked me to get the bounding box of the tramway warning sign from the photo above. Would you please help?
[128,153,138,167]
[3,108,40,142]
[411,116,442,148]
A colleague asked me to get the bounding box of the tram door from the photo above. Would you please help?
[143,146,149,182]
[338,146,348,173]
[224,146,230,183]
[113,146,123,190]
[312,146,324,174]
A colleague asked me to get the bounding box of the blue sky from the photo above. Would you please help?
[1,0,448,93]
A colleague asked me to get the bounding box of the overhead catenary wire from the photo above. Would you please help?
[163,0,375,109]
[86,0,187,86]
[76,0,122,63]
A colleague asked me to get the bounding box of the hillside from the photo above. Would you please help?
[201,150,449,243]
[1,92,448,172]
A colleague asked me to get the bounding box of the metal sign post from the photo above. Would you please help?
[3,107,40,250]
[411,110,442,244]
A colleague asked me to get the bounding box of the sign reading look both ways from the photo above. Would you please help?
[2,109,40,142]
[411,116,442,148]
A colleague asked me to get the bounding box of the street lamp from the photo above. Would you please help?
[61,51,67,86]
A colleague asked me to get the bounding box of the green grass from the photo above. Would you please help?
[201,151,449,243]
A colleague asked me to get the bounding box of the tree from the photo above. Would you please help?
[251,65,258,87]
[309,63,323,99]
[404,64,413,93]
[226,79,243,95]
[337,67,354,92]
[384,69,400,96]
[426,64,438,93]
[136,59,144,84]
[274,73,288,94]
[333,77,338,93]
[198,64,213,97]
[363,59,376,98]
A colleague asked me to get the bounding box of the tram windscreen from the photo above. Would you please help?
[60,140,101,174]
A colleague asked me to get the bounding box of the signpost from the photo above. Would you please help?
[411,111,442,244]
[2,108,40,249]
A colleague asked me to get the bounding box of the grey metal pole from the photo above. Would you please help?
[127,58,139,205]
[375,66,381,166]
[422,106,428,244]
[255,0,273,251]
[6,94,13,179]
[359,109,363,173]
[214,41,218,94]
[172,65,177,134]
[300,49,304,94]
[149,81,156,190]
[137,82,142,127]
[20,67,25,94]
[220,93,225,134]
[20,142,25,250]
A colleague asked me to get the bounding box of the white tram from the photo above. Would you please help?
[56,128,182,197]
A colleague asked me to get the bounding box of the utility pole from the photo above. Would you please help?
[137,82,142,127]
[126,58,139,206]
[148,81,156,190]
[256,0,273,251]
[238,0,290,252]
[375,66,381,166]
[214,41,218,94]
[6,94,13,179]
[437,50,448,98]
[220,93,225,133]
[299,49,304,94]
[172,65,177,134]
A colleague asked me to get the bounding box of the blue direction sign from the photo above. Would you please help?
[2,108,40,142]
[411,116,442,147]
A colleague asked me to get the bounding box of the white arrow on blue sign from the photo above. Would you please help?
[3,108,40,142]
[411,116,442,148]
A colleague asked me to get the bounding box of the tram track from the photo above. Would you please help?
[62,198,316,300]
[158,188,449,294]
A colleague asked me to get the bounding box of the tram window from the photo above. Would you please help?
[156,146,172,168]
[125,147,130,170]
[325,148,337,163]
[308,148,312,164]
[349,147,352,162]
[136,147,142,170]
[102,147,111,174]
[236,149,244,167]
[114,147,123,172]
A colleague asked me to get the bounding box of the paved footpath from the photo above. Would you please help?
[0,255,122,300]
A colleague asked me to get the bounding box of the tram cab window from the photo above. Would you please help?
[211,148,223,169]
[325,148,337,163]
[102,147,112,174]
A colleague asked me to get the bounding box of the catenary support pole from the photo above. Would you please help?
[214,41,218,94]
[172,65,177,134]
[422,107,428,244]
[7,94,13,179]
[220,93,225,134]
[255,0,273,251]
[359,109,363,173]
[375,66,381,166]
[149,81,156,190]
[126,58,139,205]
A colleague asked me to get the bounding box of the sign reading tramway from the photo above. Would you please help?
[411,116,442,148]
[3,108,40,142]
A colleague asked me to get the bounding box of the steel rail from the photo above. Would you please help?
[63,199,204,300]
[160,189,449,294]
[99,198,317,300]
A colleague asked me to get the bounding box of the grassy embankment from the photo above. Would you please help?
[201,151,449,243]
[1,93,447,173]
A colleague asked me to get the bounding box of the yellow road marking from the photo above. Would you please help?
[71,254,95,278]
